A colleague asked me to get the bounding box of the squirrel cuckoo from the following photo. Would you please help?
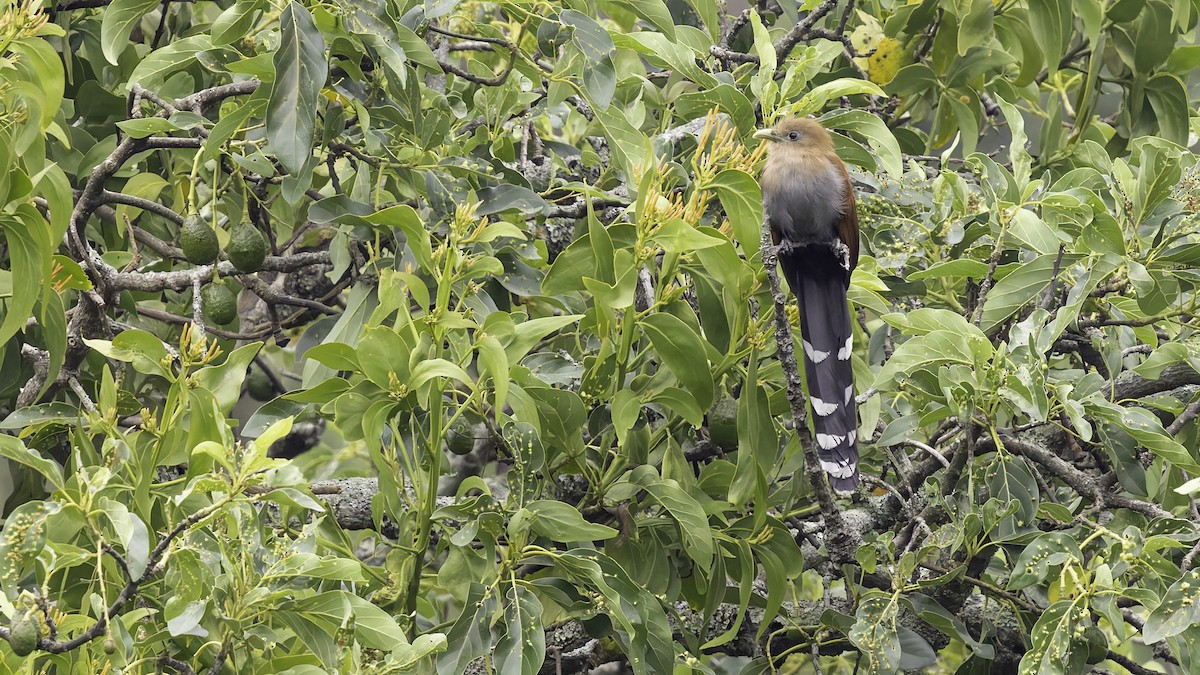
[755,117,860,491]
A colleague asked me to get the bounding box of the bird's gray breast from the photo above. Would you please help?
[764,162,846,243]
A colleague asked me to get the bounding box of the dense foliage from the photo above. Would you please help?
[0,0,1199,673]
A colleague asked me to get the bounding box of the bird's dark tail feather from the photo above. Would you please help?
[780,244,859,492]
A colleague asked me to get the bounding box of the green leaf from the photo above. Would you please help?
[392,634,449,670]
[202,89,267,162]
[0,434,64,491]
[706,169,763,257]
[100,0,161,65]
[674,84,757,136]
[594,104,649,181]
[702,539,753,649]
[477,185,549,216]
[909,594,995,659]
[252,416,294,456]
[11,39,63,129]
[410,359,473,389]
[356,326,412,388]
[494,586,545,675]
[792,78,886,115]
[525,500,618,541]
[874,329,991,390]
[193,342,262,413]
[980,254,1081,332]
[268,2,328,175]
[885,63,936,97]
[553,550,675,675]
[652,220,725,254]
[640,312,714,410]
[0,501,57,600]
[477,334,510,413]
[957,0,994,56]
[304,342,361,372]
[620,33,717,88]
[1143,569,1200,642]
[821,109,904,177]
[611,388,640,444]
[607,0,676,39]
[101,498,151,577]
[0,211,50,346]
[1018,601,1087,675]
[561,10,614,62]
[276,613,338,668]
[1007,208,1067,255]
[848,592,901,673]
[1028,0,1070,76]
[982,454,1039,540]
[651,387,705,427]
[1146,73,1189,145]
[909,259,990,280]
[1009,532,1082,590]
[1115,406,1200,473]
[289,591,410,651]
[436,584,496,674]
[212,0,264,46]
[682,0,719,39]
[366,204,432,271]
[84,329,172,379]
[1133,142,1183,227]
[730,357,775,507]
[503,315,584,363]
[748,9,776,103]
[637,475,714,571]
[129,35,213,89]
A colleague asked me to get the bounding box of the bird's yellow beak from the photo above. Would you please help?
[753,129,781,142]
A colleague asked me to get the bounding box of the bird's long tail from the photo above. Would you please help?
[779,245,859,492]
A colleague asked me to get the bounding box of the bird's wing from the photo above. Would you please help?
[763,188,786,246]
[834,161,859,273]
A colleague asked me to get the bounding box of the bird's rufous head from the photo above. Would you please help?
[753,117,837,154]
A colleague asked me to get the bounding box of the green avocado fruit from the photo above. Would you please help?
[180,215,219,265]
[708,396,738,450]
[228,222,268,272]
[8,612,39,657]
[200,282,238,325]
[1083,624,1108,664]
[445,417,477,456]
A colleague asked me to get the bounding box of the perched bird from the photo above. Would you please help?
[755,117,860,492]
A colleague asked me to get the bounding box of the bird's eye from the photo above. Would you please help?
[787,131,801,141]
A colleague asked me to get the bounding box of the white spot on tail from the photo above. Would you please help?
[838,335,853,360]
[832,240,851,271]
[817,433,845,450]
[845,385,854,403]
[803,340,829,363]
[821,459,856,478]
[847,430,857,445]
[811,397,838,417]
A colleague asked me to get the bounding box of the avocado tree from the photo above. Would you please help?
[1,0,1199,673]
